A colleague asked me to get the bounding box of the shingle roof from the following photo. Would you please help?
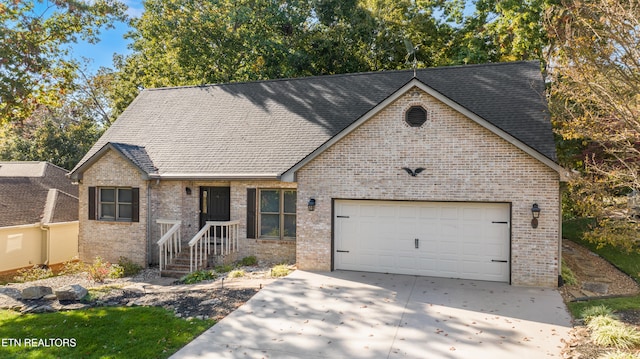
[71,61,556,180]
[0,162,78,227]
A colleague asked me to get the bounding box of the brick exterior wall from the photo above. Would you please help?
[79,158,296,267]
[149,180,297,265]
[78,151,148,266]
[295,88,560,287]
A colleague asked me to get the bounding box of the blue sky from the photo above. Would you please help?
[68,0,144,73]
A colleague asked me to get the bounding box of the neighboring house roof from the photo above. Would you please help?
[0,162,78,227]
[70,61,557,181]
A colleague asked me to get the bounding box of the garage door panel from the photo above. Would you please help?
[335,200,510,282]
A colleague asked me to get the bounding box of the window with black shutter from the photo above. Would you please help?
[89,186,139,222]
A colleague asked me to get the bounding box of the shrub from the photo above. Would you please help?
[270,264,291,278]
[59,258,86,275]
[214,264,234,273]
[239,256,258,266]
[228,269,245,278]
[591,321,640,349]
[561,260,578,286]
[599,351,640,359]
[87,257,123,283]
[181,270,217,284]
[588,315,620,331]
[582,306,618,324]
[13,265,54,283]
[117,256,142,277]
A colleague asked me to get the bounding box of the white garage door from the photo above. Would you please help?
[334,200,510,282]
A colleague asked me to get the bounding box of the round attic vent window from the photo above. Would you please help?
[405,106,427,127]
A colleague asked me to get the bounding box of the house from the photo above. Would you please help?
[69,61,565,287]
[0,161,79,272]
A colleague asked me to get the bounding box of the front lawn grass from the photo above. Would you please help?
[563,218,640,283]
[0,306,214,359]
[567,296,640,319]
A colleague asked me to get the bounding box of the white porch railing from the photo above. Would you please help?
[188,220,239,272]
[157,219,181,271]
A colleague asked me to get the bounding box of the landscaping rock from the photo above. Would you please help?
[21,286,53,300]
[0,287,22,300]
[43,294,57,301]
[54,284,88,301]
[581,282,609,295]
[200,298,221,306]
[123,284,145,294]
[29,305,56,314]
[58,303,90,311]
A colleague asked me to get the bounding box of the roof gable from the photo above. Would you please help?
[70,61,558,181]
[71,143,157,181]
[0,162,78,227]
[281,79,563,181]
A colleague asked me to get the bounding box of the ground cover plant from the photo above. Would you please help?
[270,264,292,278]
[581,306,640,350]
[0,307,213,359]
[563,218,640,283]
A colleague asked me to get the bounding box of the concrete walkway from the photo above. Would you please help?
[171,271,572,359]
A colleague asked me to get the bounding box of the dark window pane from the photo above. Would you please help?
[101,204,115,219]
[100,188,115,202]
[406,106,427,127]
[118,188,132,203]
[260,190,280,213]
[118,204,132,219]
[284,214,296,238]
[260,214,280,237]
[284,190,296,214]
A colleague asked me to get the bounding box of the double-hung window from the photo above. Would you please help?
[91,187,137,222]
[259,189,296,239]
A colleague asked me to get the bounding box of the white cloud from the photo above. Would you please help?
[123,0,144,18]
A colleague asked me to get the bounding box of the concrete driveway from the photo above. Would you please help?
[171,270,572,359]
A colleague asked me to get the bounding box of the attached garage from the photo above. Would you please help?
[334,200,511,282]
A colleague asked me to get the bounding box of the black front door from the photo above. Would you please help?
[200,187,231,231]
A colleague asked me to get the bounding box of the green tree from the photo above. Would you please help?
[453,0,550,64]
[0,0,126,123]
[0,67,114,170]
[546,0,640,249]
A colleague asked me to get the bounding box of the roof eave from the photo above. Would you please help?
[155,173,281,181]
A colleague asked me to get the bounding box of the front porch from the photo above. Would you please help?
[157,219,240,278]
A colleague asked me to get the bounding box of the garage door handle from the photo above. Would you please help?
[492,221,509,224]
[491,260,508,263]
[337,250,349,253]
[337,216,350,218]
[415,238,419,249]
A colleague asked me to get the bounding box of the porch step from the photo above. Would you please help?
[161,269,190,278]
[160,249,206,278]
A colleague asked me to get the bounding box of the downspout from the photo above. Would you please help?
[146,180,152,266]
[558,183,566,287]
[40,224,51,266]
[41,189,57,266]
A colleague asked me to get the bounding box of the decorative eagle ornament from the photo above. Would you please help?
[402,167,425,177]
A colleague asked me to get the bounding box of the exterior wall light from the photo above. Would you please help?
[531,203,541,228]
[185,187,192,195]
[308,198,316,211]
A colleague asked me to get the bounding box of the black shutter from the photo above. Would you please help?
[88,187,96,220]
[131,188,140,223]
[247,188,257,239]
